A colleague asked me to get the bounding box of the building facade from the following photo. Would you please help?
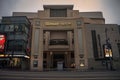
[0,5,120,71]
[0,16,31,70]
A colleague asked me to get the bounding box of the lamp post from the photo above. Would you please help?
[105,28,113,70]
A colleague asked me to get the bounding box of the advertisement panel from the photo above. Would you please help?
[0,34,6,52]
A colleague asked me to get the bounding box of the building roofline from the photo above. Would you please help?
[43,5,73,9]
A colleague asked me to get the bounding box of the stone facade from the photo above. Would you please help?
[13,5,120,71]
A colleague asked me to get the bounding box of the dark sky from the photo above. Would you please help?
[0,0,120,25]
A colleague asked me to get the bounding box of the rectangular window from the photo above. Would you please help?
[0,24,4,32]
[33,60,38,67]
[43,52,47,59]
[4,25,14,32]
[97,34,102,57]
[117,43,120,57]
[34,55,38,59]
[7,40,26,52]
[50,9,67,17]
[118,26,120,34]
[35,21,40,26]
[91,30,99,59]
[77,21,81,26]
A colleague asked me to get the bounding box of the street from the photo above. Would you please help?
[0,70,120,80]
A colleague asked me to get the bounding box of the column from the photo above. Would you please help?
[74,29,80,70]
[30,28,41,71]
[64,52,67,68]
[67,52,71,68]
[50,52,53,68]
[47,52,51,69]
[69,52,71,68]
[67,31,73,50]
[82,27,88,69]
[45,31,50,50]
[38,29,43,71]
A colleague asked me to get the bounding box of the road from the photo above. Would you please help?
[0,70,120,80]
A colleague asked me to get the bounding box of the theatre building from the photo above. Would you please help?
[0,5,120,71]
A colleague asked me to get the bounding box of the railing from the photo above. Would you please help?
[49,39,68,45]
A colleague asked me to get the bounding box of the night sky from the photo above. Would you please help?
[0,0,120,25]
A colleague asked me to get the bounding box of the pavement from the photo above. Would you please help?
[0,70,120,80]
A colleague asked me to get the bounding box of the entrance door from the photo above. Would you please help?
[53,53,65,68]
[43,51,75,70]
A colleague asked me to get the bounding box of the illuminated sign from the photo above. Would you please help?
[104,44,112,57]
[0,34,6,51]
[45,22,72,26]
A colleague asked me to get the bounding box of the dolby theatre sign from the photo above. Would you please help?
[45,22,72,26]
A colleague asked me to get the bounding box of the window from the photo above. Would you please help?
[0,24,4,32]
[43,53,47,59]
[71,52,74,58]
[50,9,67,17]
[111,28,114,31]
[4,25,14,32]
[4,24,28,34]
[7,40,26,52]
[117,43,120,57]
[34,55,38,59]
[35,21,40,26]
[33,60,38,67]
[118,26,120,34]
[97,34,102,57]
[77,21,81,26]
[91,30,99,59]
[49,39,68,45]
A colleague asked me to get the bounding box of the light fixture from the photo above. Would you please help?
[80,63,85,67]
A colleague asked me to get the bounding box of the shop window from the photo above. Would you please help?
[33,60,38,67]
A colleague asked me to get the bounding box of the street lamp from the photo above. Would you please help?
[105,28,113,70]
